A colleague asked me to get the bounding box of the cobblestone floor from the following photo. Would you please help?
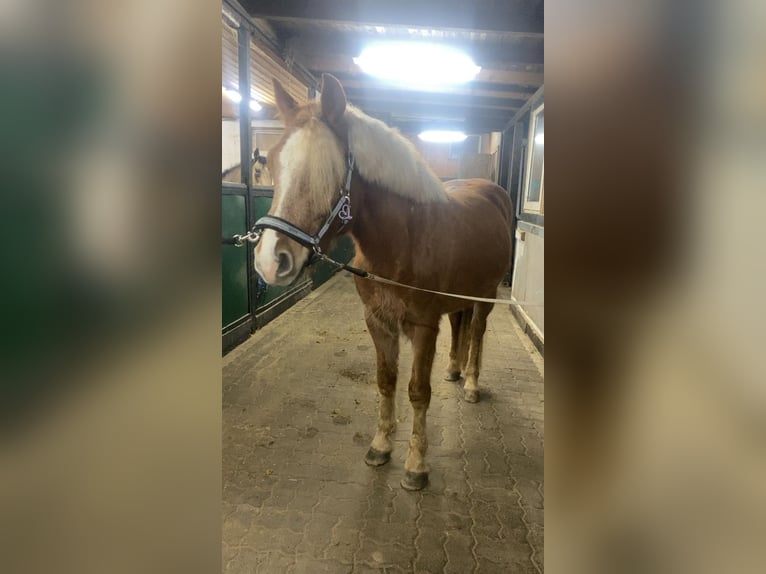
[223,273,544,573]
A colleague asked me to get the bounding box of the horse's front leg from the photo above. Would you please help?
[364,312,400,467]
[401,321,438,491]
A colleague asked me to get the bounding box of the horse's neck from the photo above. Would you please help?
[350,179,416,274]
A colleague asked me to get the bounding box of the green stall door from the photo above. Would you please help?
[222,195,249,328]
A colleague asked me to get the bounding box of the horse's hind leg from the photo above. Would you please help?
[445,312,462,381]
[463,302,494,403]
[401,321,438,491]
[364,312,400,467]
[445,308,472,381]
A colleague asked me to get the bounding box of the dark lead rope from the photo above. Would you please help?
[313,252,542,306]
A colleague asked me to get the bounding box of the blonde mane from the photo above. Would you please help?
[345,106,448,203]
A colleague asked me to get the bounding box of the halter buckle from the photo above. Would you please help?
[338,196,352,224]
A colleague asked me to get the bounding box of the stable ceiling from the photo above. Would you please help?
[235,0,543,134]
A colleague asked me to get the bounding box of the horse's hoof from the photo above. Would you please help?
[444,371,461,382]
[400,471,429,491]
[364,447,391,467]
[464,389,480,403]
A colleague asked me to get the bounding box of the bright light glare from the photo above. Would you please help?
[354,42,480,85]
[535,133,544,145]
[223,86,261,111]
[418,130,468,143]
[222,86,241,103]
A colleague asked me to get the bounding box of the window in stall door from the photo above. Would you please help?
[523,103,544,214]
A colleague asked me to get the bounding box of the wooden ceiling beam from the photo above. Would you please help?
[241,0,543,35]
[281,28,544,67]
[337,78,535,101]
[344,90,526,111]
[351,99,517,123]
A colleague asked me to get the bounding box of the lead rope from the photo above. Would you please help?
[313,252,543,307]
[224,230,541,306]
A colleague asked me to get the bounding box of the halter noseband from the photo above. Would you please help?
[248,150,355,254]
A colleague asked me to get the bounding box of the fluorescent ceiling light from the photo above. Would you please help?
[354,42,480,85]
[418,130,468,143]
[222,86,241,103]
[223,86,262,111]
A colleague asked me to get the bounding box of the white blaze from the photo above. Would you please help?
[254,119,345,284]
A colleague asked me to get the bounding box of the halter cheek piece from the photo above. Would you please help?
[246,151,355,261]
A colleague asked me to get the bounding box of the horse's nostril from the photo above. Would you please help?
[276,251,292,276]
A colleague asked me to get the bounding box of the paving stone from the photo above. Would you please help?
[388,491,420,524]
[471,501,503,539]
[295,514,335,555]
[363,518,417,546]
[254,550,295,573]
[357,538,415,569]
[315,494,368,518]
[476,557,518,574]
[322,538,357,565]
[222,504,255,544]
[443,531,476,574]
[516,478,545,510]
[242,525,303,555]
[291,555,353,574]
[223,546,261,574]
[474,535,532,566]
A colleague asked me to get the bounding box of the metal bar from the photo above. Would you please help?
[223,0,255,30]
[516,139,527,221]
[504,85,544,131]
[222,315,255,354]
[222,182,248,195]
[516,212,544,227]
[237,22,260,324]
[237,25,253,189]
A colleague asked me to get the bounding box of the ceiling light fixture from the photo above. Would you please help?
[418,130,468,143]
[222,86,241,103]
[223,86,262,112]
[354,42,480,85]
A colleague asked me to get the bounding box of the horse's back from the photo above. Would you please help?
[443,179,513,225]
[417,178,513,300]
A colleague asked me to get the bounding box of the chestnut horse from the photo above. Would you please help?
[254,74,512,490]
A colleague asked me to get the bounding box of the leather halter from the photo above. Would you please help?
[250,151,355,254]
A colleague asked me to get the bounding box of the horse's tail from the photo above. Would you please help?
[456,306,473,373]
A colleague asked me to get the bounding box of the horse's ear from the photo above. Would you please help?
[273,78,297,123]
[321,73,346,125]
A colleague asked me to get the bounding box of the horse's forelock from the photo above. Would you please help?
[271,116,346,226]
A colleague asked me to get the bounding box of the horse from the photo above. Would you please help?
[222,148,272,185]
[253,73,513,490]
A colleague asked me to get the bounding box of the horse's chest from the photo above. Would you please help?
[357,281,407,324]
